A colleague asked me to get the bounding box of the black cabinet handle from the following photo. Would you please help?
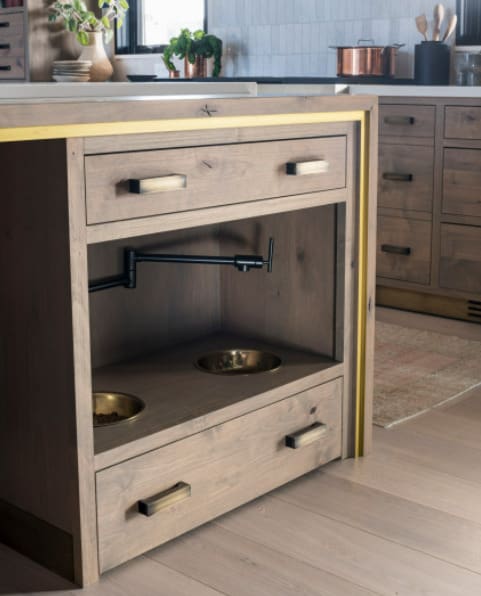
[0,43,10,50]
[0,22,10,28]
[384,116,415,125]
[0,65,11,71]
[382,172,413,182]
[381,244,411,256]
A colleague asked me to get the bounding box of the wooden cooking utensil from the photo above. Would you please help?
[415,14,429,41]
[442,13,457,42]
[433,4,445,41]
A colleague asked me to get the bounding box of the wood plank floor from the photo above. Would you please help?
[2,317,481,595]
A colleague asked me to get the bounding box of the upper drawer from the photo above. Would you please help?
[0,12,23,39]
[443,148,481,218]
[96,379,342,572]
[445,106,481,139]
[380,105,435,138]
[379,143,434,213]
[85,136,347,225]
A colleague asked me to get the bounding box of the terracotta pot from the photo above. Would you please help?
[184,55,207,79]
[78,32,113,82]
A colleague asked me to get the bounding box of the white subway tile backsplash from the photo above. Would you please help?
[208,0,456,77]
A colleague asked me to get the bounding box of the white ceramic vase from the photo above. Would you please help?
[78,31,113,82]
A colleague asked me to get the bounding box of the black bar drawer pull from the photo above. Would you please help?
[0,22,10,28]
[382,172,413,182]
[0,65,11,71]
[384,116,415,126]
[0,44,10,50]
[138,482,191,516]
[381,244,411,256]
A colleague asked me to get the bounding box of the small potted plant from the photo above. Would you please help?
[163,28,222,78]
[48,0,129,81]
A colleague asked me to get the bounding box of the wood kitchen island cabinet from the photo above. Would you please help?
[377,96,481,322]
[0,94,377,586]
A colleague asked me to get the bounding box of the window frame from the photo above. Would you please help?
[116,0,208,55]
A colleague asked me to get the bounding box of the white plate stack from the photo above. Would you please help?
[52,60,92,82]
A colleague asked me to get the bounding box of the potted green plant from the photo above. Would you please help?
[163,28,223,78]
[48,0,129,81]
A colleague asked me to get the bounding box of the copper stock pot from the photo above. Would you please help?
[331,39,405,77]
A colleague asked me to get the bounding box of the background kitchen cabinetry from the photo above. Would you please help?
[377,97,481,323]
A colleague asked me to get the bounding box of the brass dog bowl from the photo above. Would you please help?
[93,392,145,427]
[195,349,282,375]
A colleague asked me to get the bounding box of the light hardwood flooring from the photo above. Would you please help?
[2,314,481,595]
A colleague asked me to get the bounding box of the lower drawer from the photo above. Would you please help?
[0,55,24,79]
[440,223,481,295]
[377,215,432,285]
[96,378,342,572]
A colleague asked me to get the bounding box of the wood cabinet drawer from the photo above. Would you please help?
[443,148,481,218]
[440,224,481,294]
[85,136,347,224]
[380,105,435,138]
[377,216,432,285]
[0,55,24,79]
[96,379,342,572]
[445,106,481,139]
[0,12,23,39]
[379,143,434,212]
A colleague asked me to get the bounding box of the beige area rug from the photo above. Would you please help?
[374,321,481,427]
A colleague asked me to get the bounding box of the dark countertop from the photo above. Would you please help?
[128,76,416,85]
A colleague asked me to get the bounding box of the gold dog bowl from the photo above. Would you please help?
[93,392,145,427]
[195,349,282,375]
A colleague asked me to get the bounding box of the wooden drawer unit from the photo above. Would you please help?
[96,379,342,572]
[445,106,481,139]
[85,136,347,224]
[379,143,434,212]
[440,224,481,295]
[380,105,435,139]
[443,148,481,218]
[377,215,432,285]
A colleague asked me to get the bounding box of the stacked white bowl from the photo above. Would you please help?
[52,60,92,82]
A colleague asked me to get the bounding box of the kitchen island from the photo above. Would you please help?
[0,91,377,585]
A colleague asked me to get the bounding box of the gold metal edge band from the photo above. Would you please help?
[0,109,369,458]
[0,110,365,143]
[355,112,369,458]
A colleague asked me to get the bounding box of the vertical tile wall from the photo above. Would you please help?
[208,0,456,78]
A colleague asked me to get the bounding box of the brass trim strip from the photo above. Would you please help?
[355,112,370,458]
[0,110,365,143]
[0,108,370,458]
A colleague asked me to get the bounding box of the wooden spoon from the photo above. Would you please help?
[433,4,445,41]
[442,13,457,43]
[415,14,429,41]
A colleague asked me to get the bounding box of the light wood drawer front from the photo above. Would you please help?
[443,148,481,218]
[0,35,23,57]
[379,143,434,212]
[0,55,24,79]
[0,12,23,38]
[377,216,432,285]
[440,224,481,295]
[445,106,481,139]
[85,136,347,224]
[96,379,342,572]
[380,105,435,138]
